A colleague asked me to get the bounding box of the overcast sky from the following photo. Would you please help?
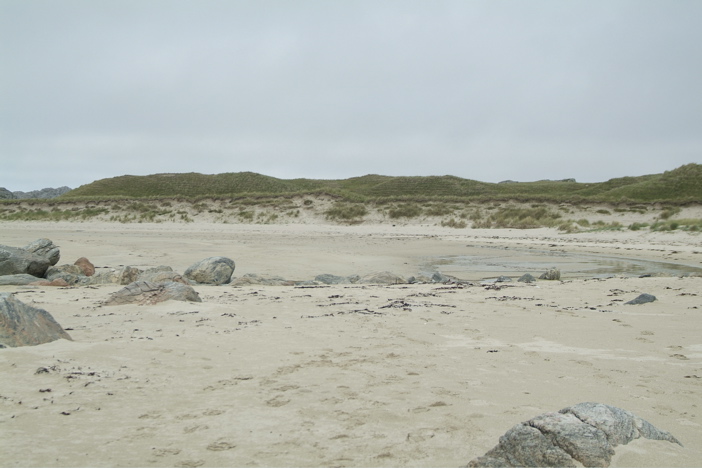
[2,1,701,192]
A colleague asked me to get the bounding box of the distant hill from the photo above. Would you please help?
[12,186,73,199]
[60,164,701,203]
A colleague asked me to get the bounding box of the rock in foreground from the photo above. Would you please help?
[0,244,52,278]
[467,402,682,467]
[0,293,72,348]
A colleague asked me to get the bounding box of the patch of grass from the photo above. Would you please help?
[325,203,368,222]
[387,203,423,219]
[628,222,649,231]
[441,218,467,228]
[480,206,563,229]
[651,219,702,232]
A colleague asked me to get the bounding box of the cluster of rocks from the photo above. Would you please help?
[467,402,682,467]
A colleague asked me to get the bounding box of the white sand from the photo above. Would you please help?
[1,221,701,467]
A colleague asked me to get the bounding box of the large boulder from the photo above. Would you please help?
[103,281,202,306]
[184,257,235,285]
[0,293,72,348]
[467,402,682,467]
[0,244,52,277]
[24,238,60,266]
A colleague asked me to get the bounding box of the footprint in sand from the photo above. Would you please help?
[175,460,204,467]
[206,439,236,451]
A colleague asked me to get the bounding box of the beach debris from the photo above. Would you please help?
[103,281,202,306]
[0,243,53,277]
[518,273,537,283]
[539,268,561,280]
[0,293,72,348]
[184,256,236,285]
[625,293,657,305]
[73,257,95,276]
[23,238,61,266]
[467,402,682,467]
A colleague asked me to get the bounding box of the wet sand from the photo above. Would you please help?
[1,222,701,467]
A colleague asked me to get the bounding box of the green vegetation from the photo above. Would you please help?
[59,163,702,204]
[324,203,367,222]
[473,206,563,229]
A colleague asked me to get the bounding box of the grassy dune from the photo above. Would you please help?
[1,164,700,231]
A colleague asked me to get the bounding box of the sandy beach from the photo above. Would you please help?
[1,221,701,467]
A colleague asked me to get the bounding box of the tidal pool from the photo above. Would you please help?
[420,247,702,281]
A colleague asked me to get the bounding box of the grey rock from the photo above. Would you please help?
[518,273,537,283]
[230,273,292,286]
[539,268,561,281]
[358,271,406,284]
[184,256,236,285]
[467,402,682,467]
[24,238,60,266]
[89,266,142,285]
[45,264,90,286]
[0,293,72,348]
[432,272,451,283]
[103,281,201,306]
[0,274,45,285]
[138,266,190,284]
[495,276,512,283]
[315,273,350,285]
[0,244,51,277]
[625,293,656,305]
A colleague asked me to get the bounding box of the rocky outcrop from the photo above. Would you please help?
[0,244,52,277]
[230,274,294,286]
[0,293,72,348]
[103,281,202,306]
[184,257,235,285]
[467,402,682,467]
[138,266,189,284]
[23,238,60,266]
[0,187,16,199]
[90,266,142,285]
[626,293,656,305]
[0,274,46,285]
[45,264,88,285]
